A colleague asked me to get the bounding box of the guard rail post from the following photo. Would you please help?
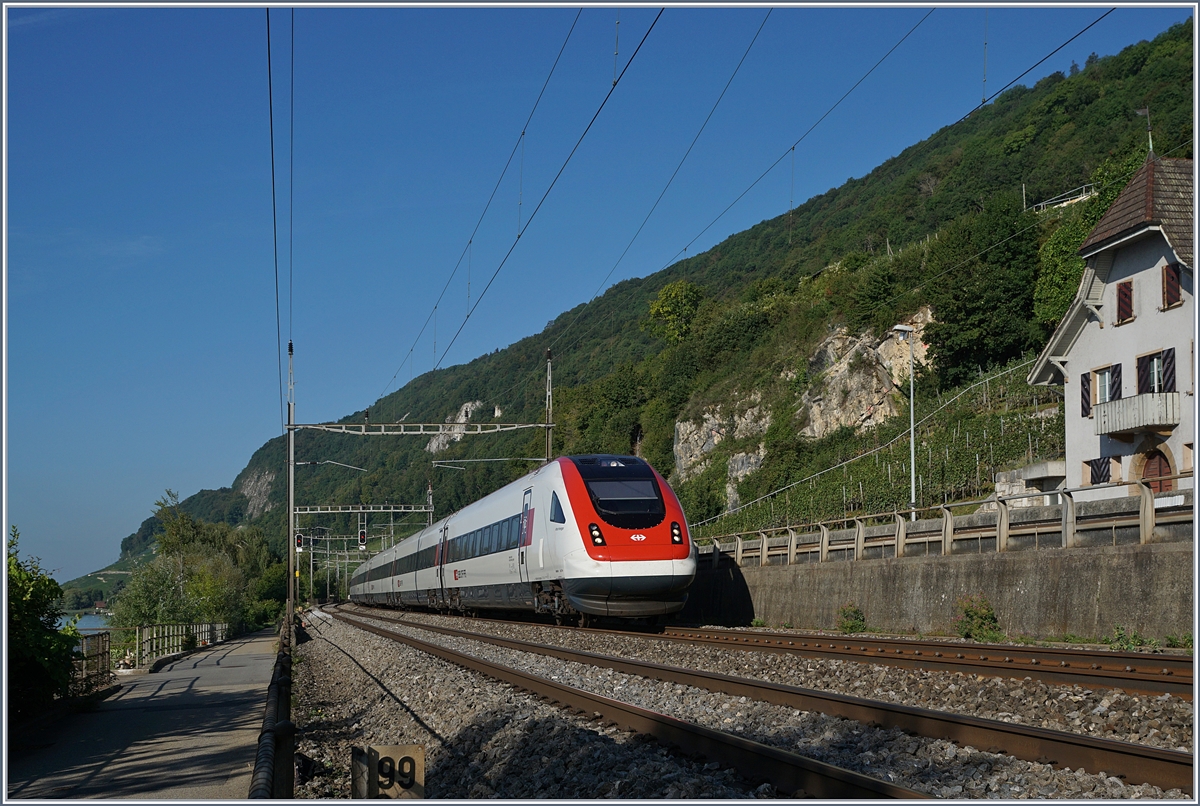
[1137,480,1156,544]
[1060,490,1077,548]
[996,496,1010,553]
[853,518,865,560]
[819,524,830,562]
[940,505,954,555]
[893,513,907,558]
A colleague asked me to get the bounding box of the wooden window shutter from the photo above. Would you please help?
[1117,280,1133,322]
[1163,347,1176,392]
[1137,354,1152,394]
[1163,263,1182,308]
[1089,457,1111,484]
[1109,363,1122,400]
[1080,372,1091,416]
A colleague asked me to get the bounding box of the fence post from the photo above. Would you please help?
[1061,490,1076,548]
[996,497,1010,552]
[940,506,954,556]
[894,513,907,558]
[819,524,830,562]
[1137,480,1156,544]
[853,518,865,560]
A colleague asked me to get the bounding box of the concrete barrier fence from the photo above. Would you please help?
[699,472,1192,569]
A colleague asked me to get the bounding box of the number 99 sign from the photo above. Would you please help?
[351,745,425,799]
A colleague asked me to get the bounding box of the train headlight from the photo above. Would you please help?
[671,521,683,544]
[588,523,606,546]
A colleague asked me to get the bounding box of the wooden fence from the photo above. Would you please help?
[135,622,230,668]
[70,631,113,695]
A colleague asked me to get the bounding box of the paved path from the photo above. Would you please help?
[7,629,278,799]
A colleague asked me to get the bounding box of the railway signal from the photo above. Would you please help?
[295,533,304,553]
[358,530,367,550]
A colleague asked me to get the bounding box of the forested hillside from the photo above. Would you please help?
[81,22,1195,581]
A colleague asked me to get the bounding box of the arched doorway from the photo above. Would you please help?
[1141,450,1173,493]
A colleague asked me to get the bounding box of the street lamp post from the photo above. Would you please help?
[893,325,916,521]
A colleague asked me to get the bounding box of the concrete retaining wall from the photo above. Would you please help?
[675,541,1194,640]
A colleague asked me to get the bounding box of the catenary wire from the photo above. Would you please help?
[377,9,584,405]
[546,9,773,358]
[266,9,284,432]
[491,8,932,413]
[289,8,295,343]
[497,8,1127,414]
[431,9,665,372]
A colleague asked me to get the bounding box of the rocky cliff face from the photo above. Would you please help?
[425,401,486,453]
[237,469,276,520]
[673,306,932,511]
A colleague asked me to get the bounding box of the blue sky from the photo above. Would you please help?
[4,5,1193,582]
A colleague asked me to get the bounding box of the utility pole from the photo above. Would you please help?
[545,349,553,461]
[287,340,295,641]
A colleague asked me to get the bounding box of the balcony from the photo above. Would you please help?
[1094,392,1180,436]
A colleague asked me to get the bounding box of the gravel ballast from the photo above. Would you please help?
[293,607,1190,799]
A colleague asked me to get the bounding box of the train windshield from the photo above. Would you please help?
[573,456,666,529]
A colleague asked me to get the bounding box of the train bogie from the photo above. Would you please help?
[349,455,695,620]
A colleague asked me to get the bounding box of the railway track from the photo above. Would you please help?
[337,607,1193,795]
[654,625,1194,699]
[330,609,926,799]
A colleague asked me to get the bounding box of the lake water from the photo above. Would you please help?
[61,613,111,631]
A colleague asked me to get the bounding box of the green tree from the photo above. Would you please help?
[643,280,704,343]
[7,526,80,722]
[924,195,1042,388]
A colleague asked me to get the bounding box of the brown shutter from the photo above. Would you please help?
[1163,348,1176,392]
[1109,363,1122,400]
[1137,354,1152,394]
[1117,280,1133,322]
[1089,457,1111,484]
[1081,372,1091,416]
[1163,263,1181,308]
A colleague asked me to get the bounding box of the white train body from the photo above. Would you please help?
[349,455,696,618]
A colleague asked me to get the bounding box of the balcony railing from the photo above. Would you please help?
[1094,392,1180,436]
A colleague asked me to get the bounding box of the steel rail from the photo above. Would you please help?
[330,610,926,799]
[651,627,1193,699]
[344,608,1193,795]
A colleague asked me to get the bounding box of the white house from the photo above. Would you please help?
[1028,156,1193,492]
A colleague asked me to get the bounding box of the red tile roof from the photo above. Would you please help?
[1079,156,1193,267]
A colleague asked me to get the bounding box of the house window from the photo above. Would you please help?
[1163,263,1182,309]
[1137,349,1176,394]
[1116,280,1134,324]
[1089,364,1121,409]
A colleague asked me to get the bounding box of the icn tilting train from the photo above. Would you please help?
[348,455,696,624]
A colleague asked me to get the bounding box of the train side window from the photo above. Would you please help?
[498,518,510,551]
[483,524,494,555]
[509,514,522,549]
[550,492,566,524]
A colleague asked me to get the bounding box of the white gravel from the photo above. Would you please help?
[292,607,1191,799]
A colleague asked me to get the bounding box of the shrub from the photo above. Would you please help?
[1106,625,1151,652]
[952,594,1004,642]
[1165,633,1193,650]
[750,618,766,628]
[838,603,867,634]
[8,526,80,722]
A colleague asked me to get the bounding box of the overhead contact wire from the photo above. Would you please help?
[433,9,665,371]
[655,8,935,273]
[379,9,583,403]
[548,9,772,357]
[266,9,284,432]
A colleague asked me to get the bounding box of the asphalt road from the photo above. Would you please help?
[7,628,278,799]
